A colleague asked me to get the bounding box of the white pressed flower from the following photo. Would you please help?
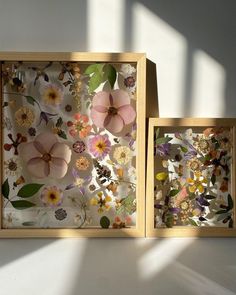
[74,177,85,188]
[113,146,132,165]
[120,64,136,76]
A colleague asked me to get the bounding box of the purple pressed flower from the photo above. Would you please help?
[183,150,198,160]
[156,143,171,157]
[38,111,57,126]
[196,203,205,212]
[65,168,91,195]
[175,132,182,140]
[154,203,163,209]
[183,139,197,152]
[169,207,181,214]
[124,123,137,150]
[196,194,210,207]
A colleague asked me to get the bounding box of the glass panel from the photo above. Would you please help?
[2,61,137,229]
[154,126,234,228]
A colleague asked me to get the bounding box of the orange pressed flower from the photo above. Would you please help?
[67,113,92,138]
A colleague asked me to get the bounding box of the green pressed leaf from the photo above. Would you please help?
[227,194,234,210]
[165,213,174,228]
[85,101,91,108]
[155,128,160,139]
[211,137,217,143]
[2,178,9,199]
[215,142,220,149]
[116,195,136,215]
[58,130,67,140]
[103,64,117,89]
[215,209,228,214]
[180,146,188,153]
[24,95,35,106]
[189,218,198,226]
[229,218,234,228]
[204,154,211,162]
[169,189,180,197]
[189,193,196,200]
[84,64,103,75]
[155,136,173,145]
[100,216,110,229]
[17,183,44,198]
[11,200,36,210]
[85,63,105,93]
[84,64,97,75]
[56,117,63,128]
[204,195,216,200]
[89,72,103,93]
[22,221,37,226]
[217,212,230,222]
[211,174,216,185]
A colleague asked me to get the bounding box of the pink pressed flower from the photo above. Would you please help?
[20,132,72,179]
[88,134,111,159]
[91,89,136,133]
[67,113,92,138]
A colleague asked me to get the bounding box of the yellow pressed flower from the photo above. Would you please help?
[90,192,112,213]
[97,192,103,198]
[105,195,112,202]
[42,84,63,106]
[155,172,168,182]
[14,107,35,127]
[76,156,90,170]
[187,171,207,193]
[90,197,98,206]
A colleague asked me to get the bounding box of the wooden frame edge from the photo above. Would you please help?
[0,52,146,63]
[146,117,236,238]
[0,228,144,238]
[0,52,146,238]
[136,54,146,237]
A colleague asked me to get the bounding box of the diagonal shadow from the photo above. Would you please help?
[123,0,236,117]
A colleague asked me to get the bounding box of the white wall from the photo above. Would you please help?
[0,0,236,294]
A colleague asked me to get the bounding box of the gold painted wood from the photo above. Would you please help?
[135,54,146,237]
[0,228,144,238]
[146,118,236,237]
[0,52,147,238]
[0,52,144,63]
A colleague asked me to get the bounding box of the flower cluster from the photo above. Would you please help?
[2,62,137,229]
[154,127,233,228]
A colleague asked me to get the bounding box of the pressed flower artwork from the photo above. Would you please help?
[153,125,235,230]
[1,59,139,231]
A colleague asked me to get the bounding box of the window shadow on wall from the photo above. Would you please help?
[124,0,236,117]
